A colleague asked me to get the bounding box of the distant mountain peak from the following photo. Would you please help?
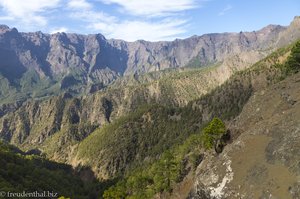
[291,15,300,26]
[259,24,285,33]
[0,24,9,29]
[293,15,300,20]
[0,24,11,33]
[0,17,300,102]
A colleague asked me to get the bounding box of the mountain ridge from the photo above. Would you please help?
[0,16,300,198]
[1,17,300,104]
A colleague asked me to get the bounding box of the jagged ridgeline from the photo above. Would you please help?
[0,39,297,156]
[98,39,300,199]
[3,38,297,199]
[0,17,300,104]
[0,18,299,199]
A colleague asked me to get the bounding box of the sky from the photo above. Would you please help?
[0,0,299,41]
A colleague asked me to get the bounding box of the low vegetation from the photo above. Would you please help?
[100,39,300,198]
[0,141,110,199]
[102,118,226,199]
[285,40,300,74]
[1,35,299,199]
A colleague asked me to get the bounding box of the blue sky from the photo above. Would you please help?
[0,0,299,41]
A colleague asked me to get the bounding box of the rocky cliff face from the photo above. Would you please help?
[1,17,300,103]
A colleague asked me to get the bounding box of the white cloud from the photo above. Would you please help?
[218,4,232,16]
[0,15,13,20]
[0,0,60,26]
[100,0,199,17]
[91,18,188,41]
[70,10,117,23]
[69,6,190,41]
[67,0,92,10]
[67,0,201,41]
[0,0,204,41]
[50,27,68,34]
[69,9,118,32]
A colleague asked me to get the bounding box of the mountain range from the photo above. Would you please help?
[1,17,300,104]
[0,16,300,199]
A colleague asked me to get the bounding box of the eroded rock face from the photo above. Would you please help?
[188,72,300,199]
[0,17,300,99]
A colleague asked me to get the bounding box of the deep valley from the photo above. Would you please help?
[0,16,300,199]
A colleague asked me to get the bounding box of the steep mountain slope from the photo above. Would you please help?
[0,141,109,199]
[1,17,300,103]
[1,17,300,161]
[188,66,300,199]
[0,18,299,199]
[0,64,231,172]
[99,39,300,199]
[0,36,298,181]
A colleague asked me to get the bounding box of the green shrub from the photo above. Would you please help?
[201,117,226,149]
[285,40,300,74]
